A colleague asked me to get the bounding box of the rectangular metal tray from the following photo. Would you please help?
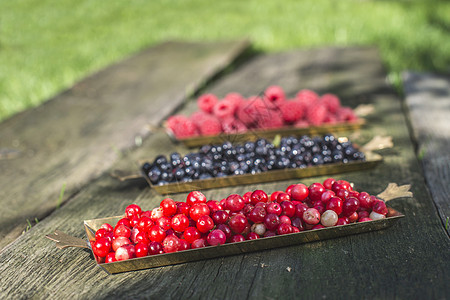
[172,119,365,148]
[144,151,382,195]
[84,207,404,274]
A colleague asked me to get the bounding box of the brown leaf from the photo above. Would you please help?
[377,183,413,202]
[361,135,393,152]
[354,104,375,117]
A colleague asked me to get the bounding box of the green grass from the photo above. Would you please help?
[0,0,449,121]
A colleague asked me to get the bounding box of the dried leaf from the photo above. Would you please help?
[377,183,413,202]
[361,135,393,152]
[45,230,89,249]
[354,104,375,117]
[110,170,142,182]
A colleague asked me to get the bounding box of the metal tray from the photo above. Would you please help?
[143,151,382,195]
[84,207,404,274]
[170,119,365,148]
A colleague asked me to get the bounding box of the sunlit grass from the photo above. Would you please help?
[0,0,448,121]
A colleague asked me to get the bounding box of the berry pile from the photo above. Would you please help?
[166,86,359,139]
[142,134,365,186]
[91,179,389,263]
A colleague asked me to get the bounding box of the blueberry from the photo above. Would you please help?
[154,155,168,166]
[148,166,161,184]
[142,162,152,174]
[170,152,182,167]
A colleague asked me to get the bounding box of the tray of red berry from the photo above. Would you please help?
[134,134,390,195]
[165,86,371,148]
[46,180,410,274]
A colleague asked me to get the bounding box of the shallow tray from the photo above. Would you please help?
[170,119,365,148]
[83,207,404,274]
[144,151,382,195]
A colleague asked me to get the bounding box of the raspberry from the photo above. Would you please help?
[213,99,236,120]
[255,108,284,129]
[306,102,328,126]
[221,117,247,134]
[197,93,219,114]
[296,89,319,105]
[193,113,222,136]
[166,115,198,138]
[236,97,265,127]
[294,119,309,128]
[189,111,211,128]
[320,93,341,113]
[337,107,358,122]
[264,85,286,108]
[323,114,338,124]
[279,100,305,124]
[224,92,245,108]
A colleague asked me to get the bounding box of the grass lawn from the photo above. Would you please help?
[0,0,449,121]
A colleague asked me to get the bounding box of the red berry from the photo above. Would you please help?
[129,215,140,228]
[176,202,191,215]
[230,234,245,243]
[207,229,227,246]
[276,192,291,203]
[225,194,245,212]
[171,214,190,233]
[251,190,269,204]
[265,85,286,105]
[323,178,336,190]
[264,213,280,231]
[247,232,260,240]
[348,211,359,223]
[306,102,327,126]
[229,214,249,234]
[162,235,180,253]
[372,200,388,215]
[189,203,211,222]
[95,228,113,242]
[279,100,304,123]
[133,231,150,245]
[291,217,305,231]
[151,208,164,222]
[166,115,198,138]
[342,197,360,217]
[136,216,154,233]
[358,192,373,209]
[212,210,230,225]
[358,217,373,222]
[221,117,248,134]
[92,237,112,258]
[116,218,131,228]
[296,89,319,103]
[311,224,325,230]
[186,191,207,206]
[277,223,292,235]
[178,239,190,251]
[207,200,223,213]
[148,241,164,255]
[294,203,309,218]
[125,204,142,219]
[247,206,267,223]
[156,216,172,231]
[358,210,370,219]
[197,93,219,113]
[320,93,341,113]
[290,184,309,201]
[115,244,136,261]
[279,215,292,225]
[303,208,321,225]
[105,252,116,263]
[148,225,166,243]
[112,236,131,252]
[114,224,131,238]
[213,99,236,120]
[326,197,343,215]
[100,223,113,232]
[191,238,207,249]
[183,227,201,244]
[216,224,232,241]
[194,113,222,136]
[336,217,349,226]
[332,180,352,192]
[320,190,335,204]
[160,198,177,217]
[280,201,295,218]
[135,242,149,258]
[308,183,325,202]
[196,215,214,233]
[266,202,282,216]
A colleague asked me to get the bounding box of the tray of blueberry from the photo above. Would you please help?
[139,134,384,194]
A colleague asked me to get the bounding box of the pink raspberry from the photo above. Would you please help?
[166,115,198,138]
[306,102,328,126]
[255,108,284,129]
[323,114,338,125]
[337,107,358,123]
[279,100,305,124]
[192,113,222,136]
[224,92,245,108]
[221,117,247,134]
[264,85,286,108]
[213,99,236,120]
[190,111,211,127]
[294,119,309,128]
[236,96,266,127]
[320,93,341,113]
[197,93,219,114]
[296,89,319,107]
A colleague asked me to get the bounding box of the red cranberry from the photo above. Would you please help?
[336,217,349,226]
[186,191,207,206]
[212,210,230,225]
[264,213,280,231]
[176,202,190,215]
[151,208,164,221]
[207,229,227,246]
[162,235,179,253]
[156,216,171,231]
[277,223,292,235]
[358,217,373,222]
[335,189,349,200]
[290,184,309,201]
[141,210,152,219]
[189,203,210,222]
[308,183,325,202]
[92,237,112,258]
[125,204,142,219]
[358,192,373,209]
[313,204,326,215]
[280,201,295,217]
[254,202,267,209]
[294,203,309,218]
[276,192,291,203]
[135,242,149,258]
[285,184,296,194]
[95,228,113,242]
[178,239,190,251]
[230,234,245,243]
[114,224,131,238]
[242,203,255,216]
[321,190,335,204]
[229,214,249,234]
[183,227,201,244]
[196,215,214,233]
[291,217,304,231]
[191,238,207,249]
[242,191,252,204]
[105,252,116,263]
[247,206,267,223]
[100,223,113,232]
[263,231,276,238]
[129,215,140,228]
[342,197,360,217]
[148,241,164,255]
[112,236,131,252]
[171,214,190,233]
[266,202,282,216]
[348,211,359,223]
[372,200,388,215]
[115,244,136,261]
[247,232,260,240]
[116,218,131,228]
[270,191,283,202]
[206,200,223,213]
[160,198,177,217]
[303,208,321,225]
[311,224,325,230]
[134,231,150,245]
[279,215,291,225]
[323,178,336,190]
[326,197,343,215]
[225,194,245,212]
[216,224,232,241]
[148,225,166,243]
[332,180,352,192]
[136,216,153,233]
[251,190,269,205]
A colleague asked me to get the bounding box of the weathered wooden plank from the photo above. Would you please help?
[403,71,450,234]
[0,47,448,299]
[0,40,251,250]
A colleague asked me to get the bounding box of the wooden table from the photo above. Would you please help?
[0,41,448,299]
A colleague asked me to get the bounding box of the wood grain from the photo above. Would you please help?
[0,40,250,250]
[403,71,450,235]
[0,47,448,299]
